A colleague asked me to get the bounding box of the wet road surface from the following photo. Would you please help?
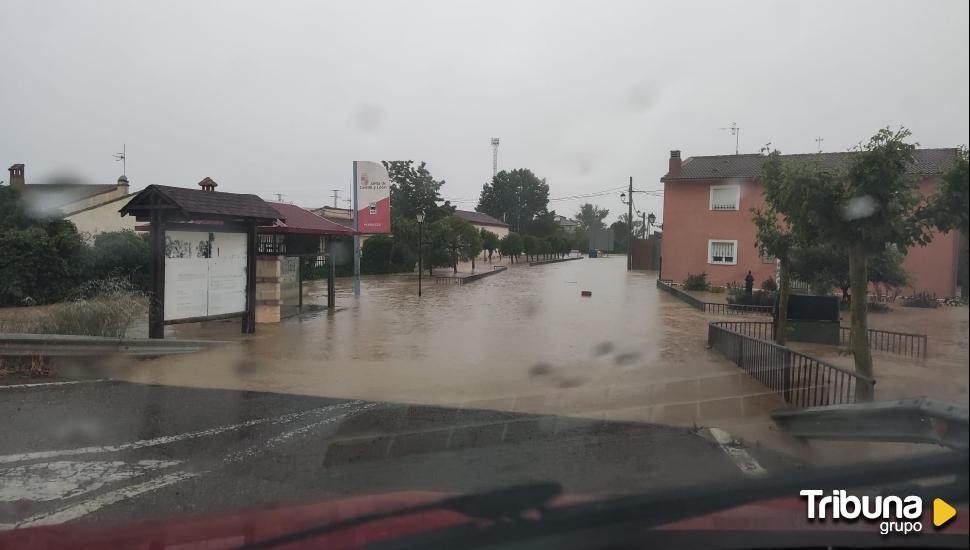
[0,380,796,530]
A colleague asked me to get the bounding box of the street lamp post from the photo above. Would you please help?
[416,211,425,297]
[647,212,657,237]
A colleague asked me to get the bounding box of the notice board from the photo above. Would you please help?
[164,230,247,321]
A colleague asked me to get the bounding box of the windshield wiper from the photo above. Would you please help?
[237,481,562,549]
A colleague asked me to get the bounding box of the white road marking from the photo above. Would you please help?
[0,399,375,530]
[707,427,767,478]
[223,402,374,463]
[11,471,200,529]
[0,459,180,502]
[0,400,364,465]
[0,379,108,390]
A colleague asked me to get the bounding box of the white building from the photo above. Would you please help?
[453,210,510,239]
[7,163,135,238]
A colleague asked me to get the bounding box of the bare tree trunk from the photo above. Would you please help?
[776,257,791,346]
[472,257,476,271]
[849,242,874,401]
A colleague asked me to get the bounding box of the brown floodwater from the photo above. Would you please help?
[99,255,969,465]
[115,257,780,426]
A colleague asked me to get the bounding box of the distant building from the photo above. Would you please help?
[660,148,964,297]
[309,206,354,230]
[6,163,135,238]
[553,214,579,233]
[453,210,510,239]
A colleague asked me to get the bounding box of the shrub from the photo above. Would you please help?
[360,235,416,274]
[726,288,776,307]
[761,277,778,292]
[86,230,150,290]
[360,234,395,274]
[5,278,146,338]
[0,222,87,306]
[682,272,709,291]
[901,292,939,309]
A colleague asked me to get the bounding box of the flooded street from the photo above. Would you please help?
[113,257,781,428]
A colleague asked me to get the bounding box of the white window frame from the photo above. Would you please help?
[708,239,738,265]
[709,184,741,211]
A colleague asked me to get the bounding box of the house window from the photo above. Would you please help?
[708,240,737,265]
[709,185,741,211]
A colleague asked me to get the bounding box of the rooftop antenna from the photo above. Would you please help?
[490,138,500,178]
[815,137,824,153]
[330,189,341,208]
[113,144,126,175]
[719,123,740,155]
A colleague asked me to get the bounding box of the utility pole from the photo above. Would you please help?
[815,137,824,153]
[627,176,633,270]
[640,211,647,238]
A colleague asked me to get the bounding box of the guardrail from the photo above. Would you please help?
[0,333,227,358]
[656,279,773,316]
[839,326,927,359]
[708,321,873,407]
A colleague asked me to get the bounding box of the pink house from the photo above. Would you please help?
[660,149,963,297]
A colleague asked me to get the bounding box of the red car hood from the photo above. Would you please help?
[2,491,967,549]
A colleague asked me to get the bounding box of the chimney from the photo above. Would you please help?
[7,163,25,189]
[668,151,682,177]
[198,177,218,192]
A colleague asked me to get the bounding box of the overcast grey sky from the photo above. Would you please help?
[2,0,968,222]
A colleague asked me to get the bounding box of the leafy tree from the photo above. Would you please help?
[538,237,552,259]
[480,228,500,262]
[751,204,795,345]
[384,160,455,224]
[438,215,482,273]
[569,227,589,254]
[760,129,934,400]
[610,220,630,253]
[476,169,549,234]
[790,244,909,301]
[523,211,560,239]
[499,232,523,263]
[422,221,452,276]
[924,147,969,296]
[0,187,88,306]
[522,234,540,261]
[574,203,609,231]
[925,147,969,234]
[360,234,395,274]
[87,230,150,290]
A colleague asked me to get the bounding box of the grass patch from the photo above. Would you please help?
[1,278,146,338]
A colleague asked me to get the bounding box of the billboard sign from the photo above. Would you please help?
[353,161,391,234]
[163,230,247,321]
